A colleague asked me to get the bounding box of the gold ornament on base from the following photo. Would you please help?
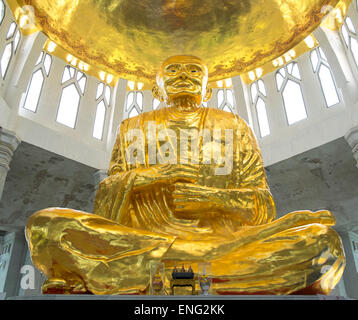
[198,263,212,296]
[170,264,196,295]
[150,261,165,295]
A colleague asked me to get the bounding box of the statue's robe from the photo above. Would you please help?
[26,107,345,295]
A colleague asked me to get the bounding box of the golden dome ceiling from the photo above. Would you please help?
[15,0,348,83]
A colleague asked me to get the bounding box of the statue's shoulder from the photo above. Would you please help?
[119,109,160,128]
[206,107,236,119]
[206,108,249,129]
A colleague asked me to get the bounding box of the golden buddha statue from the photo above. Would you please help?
[26,55,345,296]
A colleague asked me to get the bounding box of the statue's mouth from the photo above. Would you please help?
[173,80,193,88]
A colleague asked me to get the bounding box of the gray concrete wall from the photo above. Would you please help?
[0,141,98,297]
[266,137,358,298]
[0,141,97,231]
[339,232,358,299]
[266,137,358,230]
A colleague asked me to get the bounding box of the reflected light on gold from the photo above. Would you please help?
[335,8,343,23]
[99,71,106,81]
[19,15,29,28]
[288,50,296,58]
[47,41,56,53]
[128,81,135,90]
[106,74,114,84]
[256,68,263,78]
[248,71,256,81]
[304,35,316,48]
[224,78,232,88]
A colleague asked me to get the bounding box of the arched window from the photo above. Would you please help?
[152,98,161,110]
[56,66,87,128]
[0,21,21,79]
[251,79,270,137]
[93,82,111,140]
[276,61,307,125]
[23,51,52,112]
[310,47,340,108]
[217,88,234,113]
[341,16,358,69]
[125,91,143,118]
[0,0,5,25]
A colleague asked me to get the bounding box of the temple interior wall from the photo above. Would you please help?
[0,142,97,230]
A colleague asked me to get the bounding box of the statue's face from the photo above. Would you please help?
[157,56,209,105]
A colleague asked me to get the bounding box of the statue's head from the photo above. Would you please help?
[153,55,212,107]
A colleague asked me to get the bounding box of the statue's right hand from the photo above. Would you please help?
[133,163,198,190]
[155,163,198,184]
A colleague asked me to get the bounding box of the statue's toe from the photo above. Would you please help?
[70,281,92,294]
[42,278,70,294]
[42,277,92,295]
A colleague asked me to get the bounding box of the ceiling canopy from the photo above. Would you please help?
[18,0,345,83]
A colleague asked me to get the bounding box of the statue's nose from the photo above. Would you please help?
[179,72,188,80]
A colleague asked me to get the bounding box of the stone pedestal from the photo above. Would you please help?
[0,128,21,200]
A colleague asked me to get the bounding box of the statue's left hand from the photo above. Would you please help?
[171,182,226,218]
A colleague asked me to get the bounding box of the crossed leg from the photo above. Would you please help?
[26,208,345,295]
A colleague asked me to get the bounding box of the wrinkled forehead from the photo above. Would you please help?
[160,55,207,73]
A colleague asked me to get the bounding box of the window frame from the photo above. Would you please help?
[0,0,6,26]
[93,82,111,140]
[309,47,340,109]
[275,61,308,126]
[125,90,143,119]
[250,79,271,138]
[22,51,52,113]
[56,66,87,129]
[217,88,235,113]
[0,21,21,80]
[340,16,358,71]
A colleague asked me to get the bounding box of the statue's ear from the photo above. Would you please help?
[203,87,213,102]
[152,85,165,102]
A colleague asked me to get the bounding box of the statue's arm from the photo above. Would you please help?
[104,120,198,190]
[107,123,127,176]
[94,119,198,222]
[172,183,275,225]
[232,119,276,224]
[172,118,276,225]
[94,122,133,221]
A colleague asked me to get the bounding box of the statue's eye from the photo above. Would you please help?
[188,66,201,74]
[166,65,178,74]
